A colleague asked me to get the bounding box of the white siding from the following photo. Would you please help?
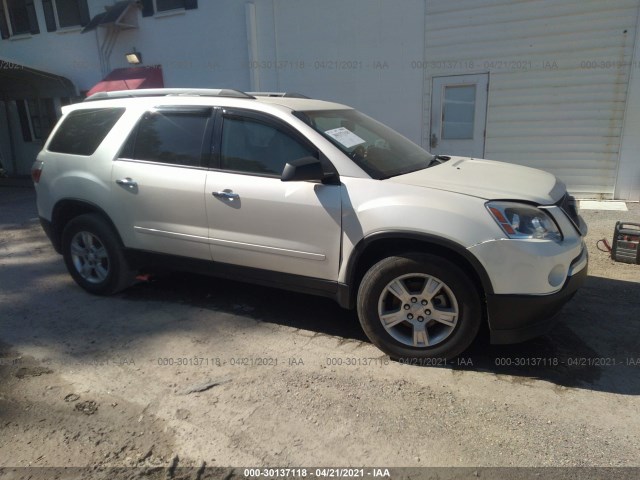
[617,8,640,201]
[113,1,251,91]
[251,0,427,145]
[423,0,640,198]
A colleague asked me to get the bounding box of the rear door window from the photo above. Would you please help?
[48,108,125,156]
[122,108,212,167]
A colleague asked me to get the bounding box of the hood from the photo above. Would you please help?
[388,157,566,204]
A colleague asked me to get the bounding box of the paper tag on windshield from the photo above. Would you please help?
[324,127,366,149]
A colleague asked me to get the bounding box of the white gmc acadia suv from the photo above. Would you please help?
[32,88,588,360]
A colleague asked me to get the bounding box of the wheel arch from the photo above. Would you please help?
[342,231,494,309]
[50,199,122,254]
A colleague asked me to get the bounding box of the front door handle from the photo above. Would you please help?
[212,190,239,201]
[116,177,138,188]
[430,133,439,149]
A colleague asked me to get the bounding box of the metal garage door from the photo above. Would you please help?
[423,0,640,198]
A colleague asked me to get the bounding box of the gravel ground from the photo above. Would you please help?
[0,186,638,479]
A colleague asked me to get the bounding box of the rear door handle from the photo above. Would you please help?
[116,177,138,188]
[212,190,239,200]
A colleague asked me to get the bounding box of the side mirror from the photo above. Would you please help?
[281,157,326,182]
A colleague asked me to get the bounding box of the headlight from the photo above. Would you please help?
[486,201,562,241]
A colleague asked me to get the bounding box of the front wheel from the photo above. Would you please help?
[61,214,133,295]
[357,253,482,360]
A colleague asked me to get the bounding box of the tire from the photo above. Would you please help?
[357,253,482,360]
[61,214,133,295]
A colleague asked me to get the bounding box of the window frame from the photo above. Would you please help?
[2,0,39,37]
[52,0,81,29]
[118,106,215,170]
[154,0,185,13]
[140,0,197,18]
[15,98,57,143]
[213,108,329,179]
[16,99,34,142]
[441,84,476,140]
[41,0,89,32]
[24,98,55,142]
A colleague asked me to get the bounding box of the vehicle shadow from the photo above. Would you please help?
[121,272,640,395]
[121,271,368,342]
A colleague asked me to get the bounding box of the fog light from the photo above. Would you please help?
[548,264,566,288]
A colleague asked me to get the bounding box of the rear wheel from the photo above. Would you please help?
[61,214,133,295]
[357,253,482,360]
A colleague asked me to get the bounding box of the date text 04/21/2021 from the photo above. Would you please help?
[243,468,391,478]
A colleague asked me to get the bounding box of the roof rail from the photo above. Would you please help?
[84,88,256,102]
[247,92,310,99]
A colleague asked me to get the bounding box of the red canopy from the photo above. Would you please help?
[86,66,164,97]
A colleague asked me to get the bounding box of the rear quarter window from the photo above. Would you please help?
[47,108,125,156]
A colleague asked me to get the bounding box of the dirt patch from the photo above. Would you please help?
[0,341,176,469]
[14,366,53,379]
[74,400,99,415]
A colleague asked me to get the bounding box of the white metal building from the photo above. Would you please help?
[1,0,639,200]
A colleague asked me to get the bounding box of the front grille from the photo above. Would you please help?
[557,193,580,227]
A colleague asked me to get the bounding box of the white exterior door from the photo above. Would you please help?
[206,110,342,281]
[111,161,210,260]
[110,107,213,260]
[205,172,341,280]
[430,74,488,158]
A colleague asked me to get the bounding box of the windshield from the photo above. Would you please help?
[294,109,436,179]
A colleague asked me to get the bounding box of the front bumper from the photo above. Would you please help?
[487,248,588,344]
